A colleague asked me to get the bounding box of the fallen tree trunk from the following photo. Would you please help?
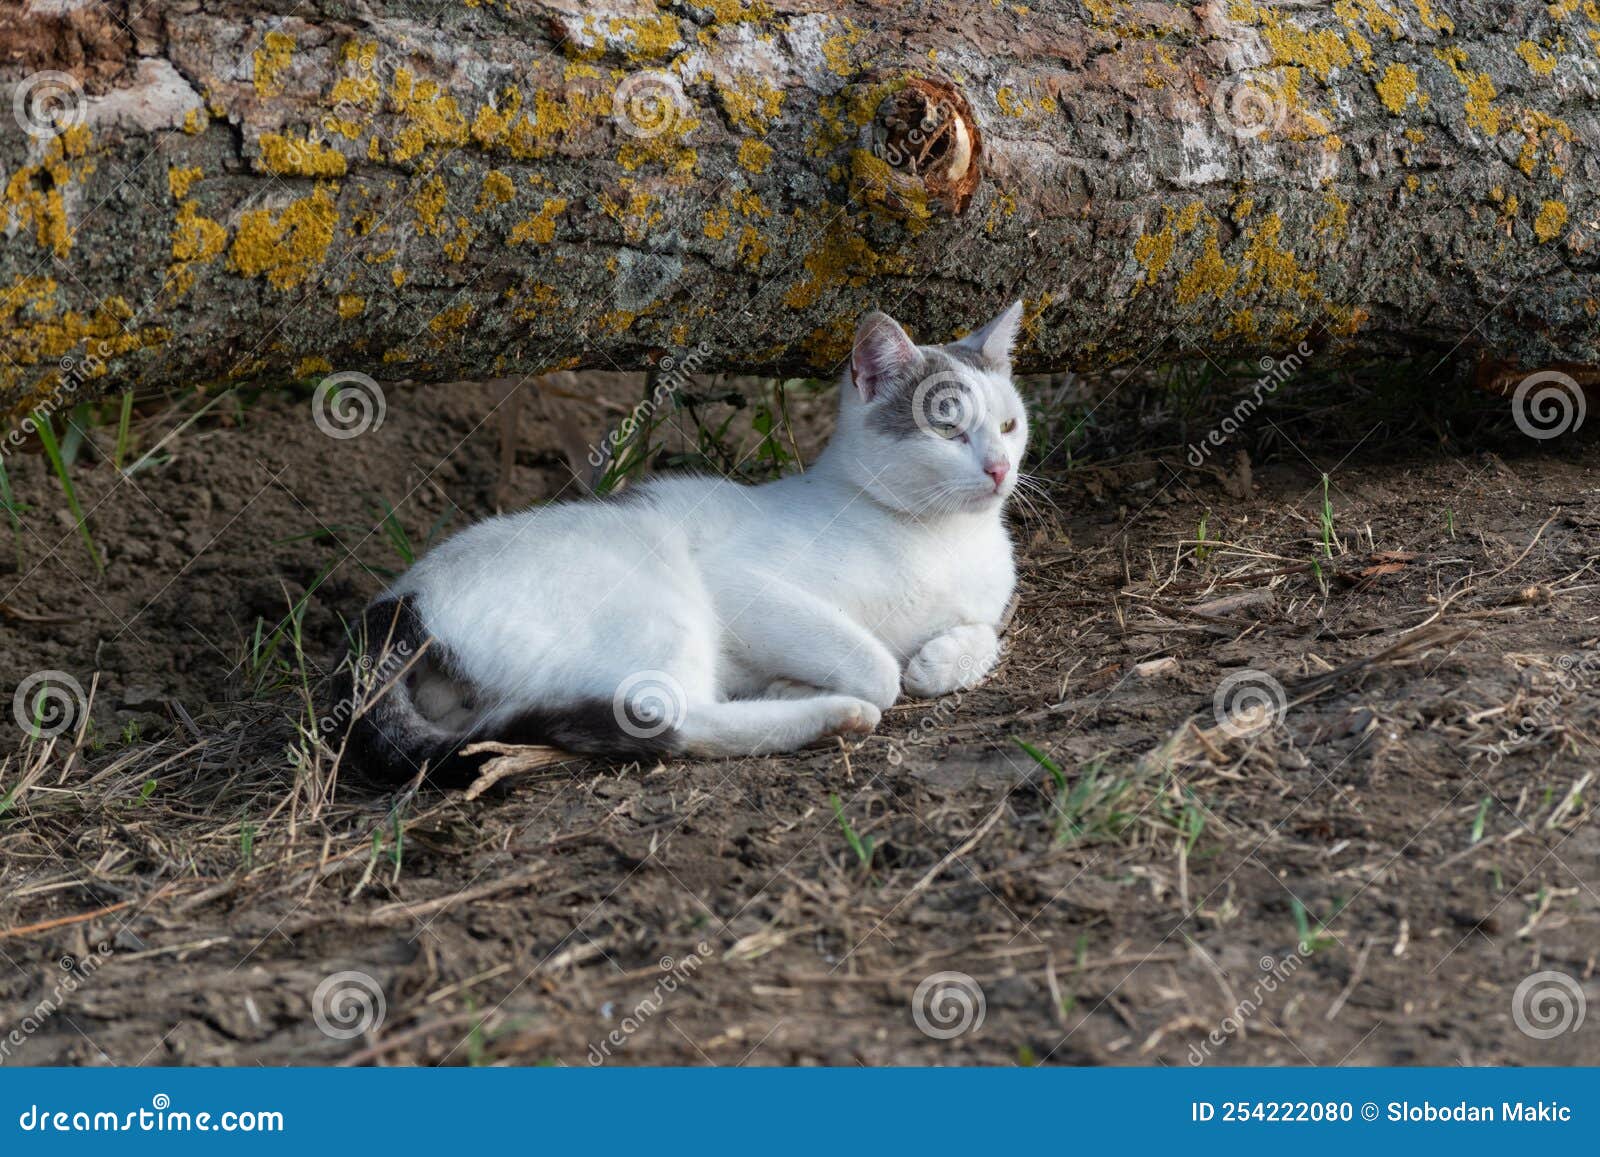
[2,0,1597,420]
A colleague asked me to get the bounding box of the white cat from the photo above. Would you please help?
[345,301,1030,785]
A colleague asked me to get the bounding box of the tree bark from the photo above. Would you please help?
[3,0,1598,419]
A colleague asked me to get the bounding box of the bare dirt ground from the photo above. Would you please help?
[1,365,1597,1067]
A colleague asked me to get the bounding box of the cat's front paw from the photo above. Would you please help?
[902,625,999,698]
[817,696,881,738]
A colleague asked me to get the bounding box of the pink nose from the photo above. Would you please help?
[985,461,1009,488]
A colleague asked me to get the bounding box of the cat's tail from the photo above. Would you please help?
[337,597,681,788]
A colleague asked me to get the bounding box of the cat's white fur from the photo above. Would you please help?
[372,301,1029,768]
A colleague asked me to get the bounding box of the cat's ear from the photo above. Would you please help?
[957,300,1025,368]
[851,311,918,401]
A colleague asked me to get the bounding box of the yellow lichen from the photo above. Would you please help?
[428,302,474,336]
[4,127,95,258]
[1375,63,1419,113]
[295,355,332,377]
[337,294,366,319]
[477,170,516,209]
[1132,202,1205,286]
[0,278,167,401]
[170,200,227,265]
[508,197,567,246]
[718,76,785,134]
[1514,109,1575,176]
[1316,189,1350,240]
[442,217,475,263]
[1260,16,1353,83]
[167,166,202,199]
[847,149,935,233]
[732,187,770,218]
[737,138,774,174]
[259,132,348,177]
[1173,231,1240,306]
[1517,40,1559,75]
[737,225,768,269]
[596,184,662,242]
[820,18,863,75]
[703,206,731,240]
[1437,47,1501,135]
[389,68,470,163]
[255,31,294,97]
[229,186,339,291]
[414,176,449,235]
[782,216,909,310]
[1534,199,1568,241]
[608,14,682,61]
[1413,0,1454,33]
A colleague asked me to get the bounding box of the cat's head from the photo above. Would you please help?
[835,301,1029,517]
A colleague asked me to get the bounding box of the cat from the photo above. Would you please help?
[343,301,1030,786]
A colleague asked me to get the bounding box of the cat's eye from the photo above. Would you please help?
[1000,418,1018,434]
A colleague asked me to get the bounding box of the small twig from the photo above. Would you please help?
[1325,936,1373,1021]
[900,794,1009,908]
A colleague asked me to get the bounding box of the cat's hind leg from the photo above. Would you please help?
[678,696,879,757]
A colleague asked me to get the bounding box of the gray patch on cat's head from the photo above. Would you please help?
[865,346,991,441]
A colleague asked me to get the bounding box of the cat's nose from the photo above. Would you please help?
[984,461,1010,489]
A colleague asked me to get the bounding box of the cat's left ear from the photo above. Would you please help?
[957,300,1025,368]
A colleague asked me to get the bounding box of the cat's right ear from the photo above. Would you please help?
[851,311,917,402]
